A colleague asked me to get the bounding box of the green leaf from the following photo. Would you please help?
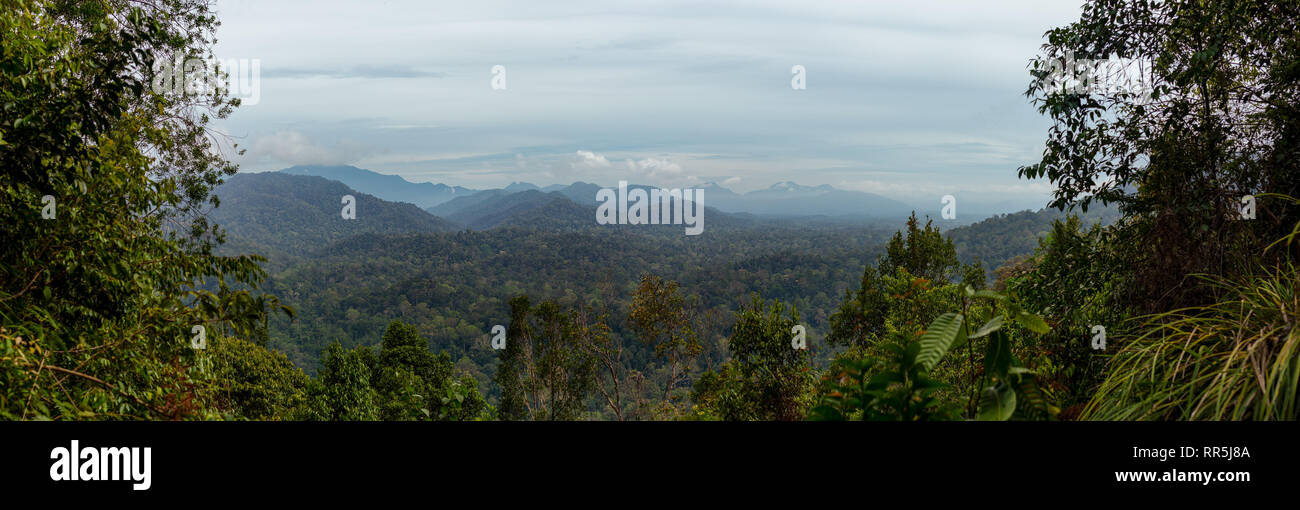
[977,383,1016,421]
[1014,311,1050,334]
[984,331,1012,378]
[970,289,1007,301]
[916,312,964,372]
[968,315,1004,339]
[1012,372,1054,419]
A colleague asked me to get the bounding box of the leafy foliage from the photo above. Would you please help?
[690,295,813,421]
[1086,243,1300,420]
[495,296,598,420]
[0,0,289,420]
[812,287,1054,421]
[1021,0,1300,309]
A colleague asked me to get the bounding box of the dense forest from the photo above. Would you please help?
[2,0,1297,422]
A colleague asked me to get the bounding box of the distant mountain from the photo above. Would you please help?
[431,179,912,228]
[443,190,581,230]
[503,181,540,193]
[272,169,914,219]
[698,181,744,201]
[492,193,598,231]
[280,165,476,209]
[441,187,759,233]
[551,181,604,204]
[533,180,914,217]
[709,181,912,217]
[210,173,457,258]
[947,205,1121,274]
[426,189,510,218]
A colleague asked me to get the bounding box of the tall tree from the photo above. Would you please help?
[494,296,596,420]
[1021,0,1300,309]
[827,212,967,348]
[0,0,286,419]
[692,294,812,421]
[627,274,704,416]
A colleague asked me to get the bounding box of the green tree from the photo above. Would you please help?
[0,0,288,420]
[880,212,959,283]
[371,320,488,421]
[627,274,704,415]
[825,264,889,349]
[494,296,596,420]
[1006,216,1124,415]
[1021,0,1300,309]
[206,335,310,420]
[828,212,969,349]
[692,294,812,421]
[302,343,379,421]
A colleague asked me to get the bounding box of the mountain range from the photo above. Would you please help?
[277,165,917,219]
[208,173,456,259]
[212,169,1117,271]
[281,165,476,209]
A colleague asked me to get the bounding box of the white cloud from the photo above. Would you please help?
[624,157,683,178]
[574,150,611,168]
[211,1,1086,207]
[838,178,1055,196]
[244,131,364,167]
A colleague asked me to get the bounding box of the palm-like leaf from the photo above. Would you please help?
[916,312,965,372]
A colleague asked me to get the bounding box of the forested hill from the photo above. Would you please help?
[431,187,760,231]
[947,205,1120,272]
[436,189,591,230]
[209,173,458,260]
[208,170,1112,389]
[281,165,477,209]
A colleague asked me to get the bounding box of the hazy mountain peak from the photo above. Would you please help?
[504,181,540,192]
[277,165,478,209]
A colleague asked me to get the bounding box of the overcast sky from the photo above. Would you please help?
[211,0,1085,211]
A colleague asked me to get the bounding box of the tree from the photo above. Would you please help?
[370,320,488,421]
[1020,0,1300,309]
[206,335,310,420]
[494,296,596,420]
[627,275,704,415]
[825,265,889,349]
[692,294,812,421]
[0,0,288,419]
[827,212,969,349]
[880,212,959,283]
[302,343,379,421]
[572,301,628,420]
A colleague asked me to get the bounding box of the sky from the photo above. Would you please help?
[211,0,1087,212]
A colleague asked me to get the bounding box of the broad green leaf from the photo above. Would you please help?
[968,315,1004,339]
[1012,372,1053,418]
[984,331,1012,378]
[1014,311,1050,334]
[916,312,964,372]
[977,383,1016,421]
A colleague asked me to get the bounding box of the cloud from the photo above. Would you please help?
[838,178,1055,196]
[625,157,683,178]
[723,176,742,186]
[261,65,449,79]
[211,1,1085,206]
[574,150,611,168]
[245,131,365,167]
